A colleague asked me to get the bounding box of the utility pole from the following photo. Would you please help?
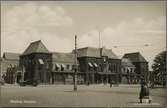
[99,31,101,49]
[74,35,78,91]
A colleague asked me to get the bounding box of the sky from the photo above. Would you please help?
[1,1,166,70]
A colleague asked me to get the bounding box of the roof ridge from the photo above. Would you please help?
[52,52,73,54]
[30,40,41,44]
[123,52,147,62]
[125,52,140,55]
[3,52,21,54]
[78,46,100,50]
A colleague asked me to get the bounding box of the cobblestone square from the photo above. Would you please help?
[1,84,166,107]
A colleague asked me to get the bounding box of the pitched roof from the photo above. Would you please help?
[121,58,135,67]
[22,40,49,55]
[76,47,119,59]
[3,52,20,60]
[77,47,101,58]
[123,52,147,62]
[52,52,74,63]
[101,48,119,59]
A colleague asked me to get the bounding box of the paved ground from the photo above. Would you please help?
[1,84,166,107]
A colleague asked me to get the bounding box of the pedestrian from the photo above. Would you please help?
[87,81,90,86]
[139,81,150,103]
[110,80,113,88]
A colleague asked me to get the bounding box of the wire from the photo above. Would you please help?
[113,44,150,48]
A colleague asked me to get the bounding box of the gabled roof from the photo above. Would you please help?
[123,52,147,62]
[22,40,49,55]
[52,52,74,63]
[77,47,101,58]
[121,58,135,67]
[76,47,119,59]
[3,52,20,60]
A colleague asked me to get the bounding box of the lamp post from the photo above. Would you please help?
[74,35,78,91]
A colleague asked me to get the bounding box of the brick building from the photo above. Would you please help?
[19,40,52,84]
[1,40,149,85]
[77,47,121,84]
[122,52,149,83]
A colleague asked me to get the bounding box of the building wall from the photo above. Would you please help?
[132,62,148,82]
[1,52,147,85]
[121,66,135,84]
[77,56,122,84]
[77,57,103,84]
[108,58,121,83]
[51,61,74,84]
[20,53,52,84]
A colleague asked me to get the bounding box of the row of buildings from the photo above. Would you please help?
[0,40,149,85]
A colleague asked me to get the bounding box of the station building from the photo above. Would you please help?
[1,40,149,85]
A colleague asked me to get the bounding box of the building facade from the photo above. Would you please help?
[121,58,136,84]
[122,52,149,83]
[51,52,75,84]
[1,40,149,85]
[19,40,52,84]
[77,47,121,84]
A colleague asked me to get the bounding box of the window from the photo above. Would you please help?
[124,68,126,73]
[127,68,130,74]
[88,62,93,67]
[113,64,116,72]
[93,63,98,67]
[130,68,133,73]
[55,64,60,71]
[46,62,49,69]
[52,64,55,70]
[98,63,102,71]
[61,64,65,71]
[66,64,70,70]
[88,62,93,71]
[109,63,112,72]
[38,59,44,65]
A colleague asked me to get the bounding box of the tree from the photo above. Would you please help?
[152,51,166,87]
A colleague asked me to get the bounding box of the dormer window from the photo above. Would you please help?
[38,59,44,65]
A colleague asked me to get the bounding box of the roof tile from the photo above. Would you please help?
[123,52,147,62]
[22,40,49,55]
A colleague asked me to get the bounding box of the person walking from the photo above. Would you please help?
[139,80,150,103]
[110,80,113,88]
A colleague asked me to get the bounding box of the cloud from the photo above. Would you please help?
[1,2,165,71]
[2,3,73,54]
[2,29,74,54]
[79,16,165,47]
[2,3,72,30]
[79,16,166,70]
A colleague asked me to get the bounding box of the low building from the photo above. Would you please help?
[122,52,149,83]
